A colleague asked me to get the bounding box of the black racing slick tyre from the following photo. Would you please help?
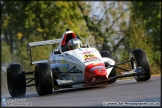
[34,63,53,96]
[7,64,26,97]
[100,51,116,84]
[129,48,151,82]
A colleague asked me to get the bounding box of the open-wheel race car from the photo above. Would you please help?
[7,29,151,97]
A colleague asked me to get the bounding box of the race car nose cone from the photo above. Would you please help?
[84,62,107,82]
[85,63,107,76]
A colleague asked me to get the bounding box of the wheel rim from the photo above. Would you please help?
[131,58,145,79]
[133,61,138,79]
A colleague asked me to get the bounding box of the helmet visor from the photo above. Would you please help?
[72,44,80,49]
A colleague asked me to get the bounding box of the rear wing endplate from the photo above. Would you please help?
[27,39,61,65]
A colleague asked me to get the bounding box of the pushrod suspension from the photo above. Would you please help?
[108,60,132,71]
[58,66,76,79]
[26,78,34,84]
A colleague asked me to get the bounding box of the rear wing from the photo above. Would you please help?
[27,39,61,65]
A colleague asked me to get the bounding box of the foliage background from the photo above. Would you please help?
[1,1,161,96]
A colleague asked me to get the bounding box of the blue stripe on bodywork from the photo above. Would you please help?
[90,66,105,72]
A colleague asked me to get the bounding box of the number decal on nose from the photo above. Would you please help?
[84,54,95,59]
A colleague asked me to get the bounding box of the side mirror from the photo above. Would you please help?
[58,49,62,54]
[53,49,62,54]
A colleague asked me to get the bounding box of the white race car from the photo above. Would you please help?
[7,29,151,97]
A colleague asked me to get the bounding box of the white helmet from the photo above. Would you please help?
[68,38,82,50]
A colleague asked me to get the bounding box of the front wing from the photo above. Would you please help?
[58,67,145,87]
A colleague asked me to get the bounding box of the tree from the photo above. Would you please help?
[122,1,161,74]
[77,1,161,74]
[1,1,89,71]
[77,1,130,55]
[1,1,90,95]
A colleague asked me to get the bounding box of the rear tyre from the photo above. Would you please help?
[34,63,53,96]
[100,51,116,84]
[7,64,26,97]
[129,48,151,82]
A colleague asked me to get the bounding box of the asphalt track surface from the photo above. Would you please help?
[2,75,161,107]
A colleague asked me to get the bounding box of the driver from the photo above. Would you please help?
[68,38,82,50]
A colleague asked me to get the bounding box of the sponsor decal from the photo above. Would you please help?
[82,52,91,54]
[90,66,105,72]
[61,80,73,83]
[84,54,95,59]
[83,53,101,62]
[84,57,101,63]
[98,69,102,72]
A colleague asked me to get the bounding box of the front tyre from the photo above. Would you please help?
[129,48,151,82]
[34,63,53,96]
[7,64,26,97]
